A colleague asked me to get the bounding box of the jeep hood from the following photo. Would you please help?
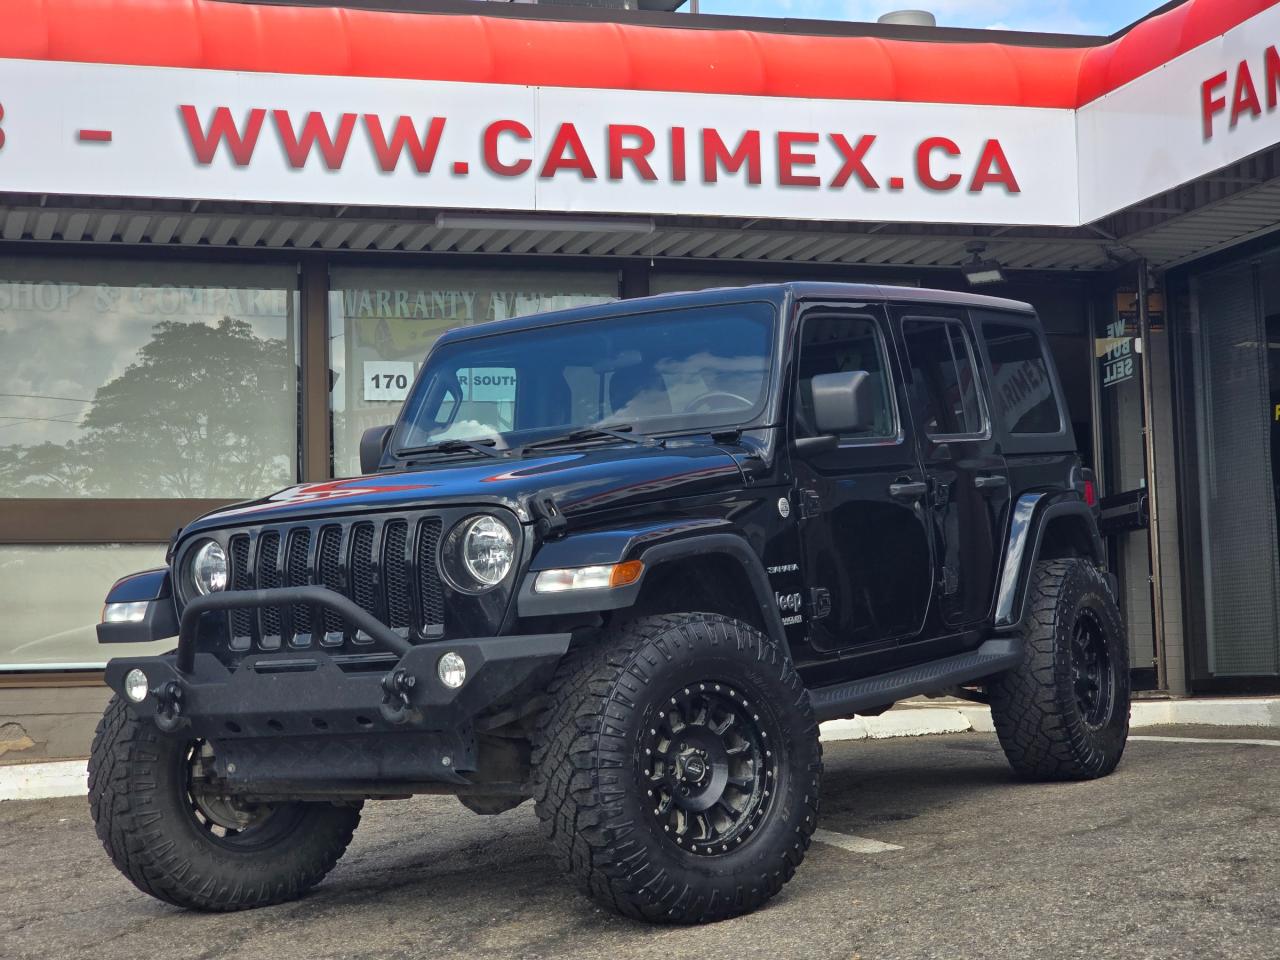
[181,443,744,536]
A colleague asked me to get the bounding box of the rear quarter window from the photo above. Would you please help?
[981,321,1062,435]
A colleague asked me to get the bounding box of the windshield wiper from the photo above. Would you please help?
[517,423,654,455]
[398,437,505,461]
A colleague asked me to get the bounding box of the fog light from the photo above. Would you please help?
[437,652,466,689]
[124,668,149,703]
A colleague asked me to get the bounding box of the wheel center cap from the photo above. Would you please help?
[680,754,708,784]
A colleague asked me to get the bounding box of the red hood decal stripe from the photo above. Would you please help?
[0,0,1272,109]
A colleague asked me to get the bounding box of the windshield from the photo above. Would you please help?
[392,301,776,454]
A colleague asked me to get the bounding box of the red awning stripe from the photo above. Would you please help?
[0,0,1272,109]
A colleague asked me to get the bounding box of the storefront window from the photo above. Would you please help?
[328,267,617,477]
[0,544,168,668]
[1190,261,1280,677]
[0,258,299,499]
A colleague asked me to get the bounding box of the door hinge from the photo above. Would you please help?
[799,489,822,519]
[807,587,831,620]
[941,564,959,596]
[931,480,951,509]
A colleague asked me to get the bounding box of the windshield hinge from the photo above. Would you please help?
[533,494,568,540]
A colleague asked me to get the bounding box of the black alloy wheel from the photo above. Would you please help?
[182,741,303,850]
[1069,610,1113,728]
[988,558,1130,781]
[532,613,822,923]
[638,681,779,857]
[89,695,362,911]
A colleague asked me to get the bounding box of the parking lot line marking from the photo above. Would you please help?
[1130,735,1280,747]
[812,829,903,853]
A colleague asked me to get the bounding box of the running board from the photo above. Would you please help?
[807,638,1023,723]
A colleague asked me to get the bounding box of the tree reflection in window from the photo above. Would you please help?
[0,316,295,499]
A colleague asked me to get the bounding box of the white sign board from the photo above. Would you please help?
[362,361,415,402]
[0,58,1078,226]
[459,367,517,403]
[3,0,1279,231]
[1077,4,1280,223]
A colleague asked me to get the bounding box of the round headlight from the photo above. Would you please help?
[443,515,515,592]
[190,540,229,595]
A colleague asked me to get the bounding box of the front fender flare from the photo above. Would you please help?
[517,527,789,652]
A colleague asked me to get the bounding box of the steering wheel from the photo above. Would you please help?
[687,391,752,413]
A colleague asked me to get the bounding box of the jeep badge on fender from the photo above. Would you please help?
[89,283,1127,923]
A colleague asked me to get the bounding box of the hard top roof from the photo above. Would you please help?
[437,282,1036,345]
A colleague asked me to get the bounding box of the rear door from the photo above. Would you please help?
[892,305,1010,631]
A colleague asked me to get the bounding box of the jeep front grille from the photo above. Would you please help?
[221,515,446,655]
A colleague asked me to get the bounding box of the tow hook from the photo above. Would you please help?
[379,666,417,725]
[153,679,190,733]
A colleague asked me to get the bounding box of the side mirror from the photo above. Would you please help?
[359,424,393,475]
[811,370,877,436]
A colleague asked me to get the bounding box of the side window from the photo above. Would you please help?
[795,313,896,439]
[901,318,986,438]
[982,322,1063,434]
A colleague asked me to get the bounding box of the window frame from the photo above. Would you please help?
[970,307,1074,455]
[792,308,904,447]
[899,313,992,442]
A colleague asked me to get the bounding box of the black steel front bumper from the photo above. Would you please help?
[103,586,570,791]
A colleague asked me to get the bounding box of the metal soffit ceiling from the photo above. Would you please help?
[2,152,1279,275]
[1118,180,1280,269]
[0,199,1117,271]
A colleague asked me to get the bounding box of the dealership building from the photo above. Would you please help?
[2,0,1280,740]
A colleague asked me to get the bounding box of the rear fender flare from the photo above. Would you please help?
[994,494,1105,630]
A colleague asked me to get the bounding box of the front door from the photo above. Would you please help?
[892,306,1010,630]
[791,304,934,652]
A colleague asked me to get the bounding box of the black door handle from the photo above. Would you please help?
[888,480,928,500]
[974,474,1008,490]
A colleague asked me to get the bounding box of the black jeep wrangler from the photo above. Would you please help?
[90,283,1128,923]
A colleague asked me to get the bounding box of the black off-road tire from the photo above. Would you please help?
[532,613,822,924]
[88,695,362,911]
[989,558,1130,781]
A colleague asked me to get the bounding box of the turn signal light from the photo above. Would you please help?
[610,560,645,588]
[534,561,645,593]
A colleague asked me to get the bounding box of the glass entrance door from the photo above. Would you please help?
[1094,290,1160,689]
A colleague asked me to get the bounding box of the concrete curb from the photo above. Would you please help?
[821,697,1280,743]
[0,760,88,802]
[4,697,1278,802]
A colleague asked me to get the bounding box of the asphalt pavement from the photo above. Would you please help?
[2,724,1276,960]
